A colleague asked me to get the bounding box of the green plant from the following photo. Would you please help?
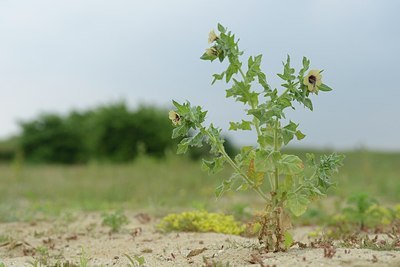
[158,210,245,235]
[102,210,129,232]
[79,247,90,267]
[0,262,5,267]
[124,254,145,267]
[169,23,344,251]
[341,193,393,229]
[35,246,49,266]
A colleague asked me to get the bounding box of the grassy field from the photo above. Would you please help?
[0,149,399,222]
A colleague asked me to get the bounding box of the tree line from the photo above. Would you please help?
[0,102,236,164]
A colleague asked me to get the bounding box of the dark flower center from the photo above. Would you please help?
[175,114,180,121]
[308,75,317,85]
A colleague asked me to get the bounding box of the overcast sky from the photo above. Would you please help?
[1,0,399,151]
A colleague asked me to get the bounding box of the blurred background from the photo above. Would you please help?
[0,0,399,221]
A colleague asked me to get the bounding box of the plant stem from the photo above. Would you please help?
[279,88,290,98]
[273,117,280,197]
[221,148,269,201]
[238,68,263,142]
[202,127,269,202]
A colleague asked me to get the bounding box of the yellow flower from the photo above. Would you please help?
[208,29,218,44]
[205,47,218,57]
[303,70,322,93]
[168,110,181,126]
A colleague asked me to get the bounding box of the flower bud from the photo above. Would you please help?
[205,47,218,57]
[208,30,219,44]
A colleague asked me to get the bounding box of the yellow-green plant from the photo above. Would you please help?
[158,210,245,235]
[169,23,344,251]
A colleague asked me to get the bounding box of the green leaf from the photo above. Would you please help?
[302,57,310,70]
[295,130,306,141]
[258,72,271,92]
[318,83,333,92]
[176,139,189,154]
[200,52,217,62]
[172,100,189,115]
[287,194,310,216]
[217,23,226,33]
[282,121,298,145]
[302,98,313,111]
[229,120,252,131]
[280,175,294,194]
[172,124,188,139]
[284,231,294,249]
[189,132,203,147]
[212,72,225,85]
[201,156,226,174]
[254,150,274,172]
[278,154,304,175]
[246,159,264,187]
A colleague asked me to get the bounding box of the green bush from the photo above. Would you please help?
[0,136,19,162]
[19,114,84,163]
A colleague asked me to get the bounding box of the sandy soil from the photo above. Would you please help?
[1,212,400,267]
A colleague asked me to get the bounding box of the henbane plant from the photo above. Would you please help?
[169,23,344,252]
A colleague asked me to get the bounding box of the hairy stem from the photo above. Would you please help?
[273,117,280,201]
[202,127,269,202]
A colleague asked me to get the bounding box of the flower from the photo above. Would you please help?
[169,110,181,126]
[208,29,218,44]
[303,70,322,93]
[205,47,218,57]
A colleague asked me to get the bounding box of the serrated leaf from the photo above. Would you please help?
[282,121,298,145]
[172,124,188,139]
[212,72,225,85]
[254,150,274,172]
[295,130,306,141]
[278,154,304,175]
[177,140,189,154]
[229,120,252,131]
[201,156,225,174]
[172,100,190,115]
[246,159,264,187]
[302,57,310,69]
[287,194,310,216]
[189,132,203,147]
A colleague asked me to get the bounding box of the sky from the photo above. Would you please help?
[1,0,399,151]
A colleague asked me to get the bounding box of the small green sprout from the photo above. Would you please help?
[79,247,90,267]
[125,254,145,267]
[102,210,129,232]
[169,23,344,251]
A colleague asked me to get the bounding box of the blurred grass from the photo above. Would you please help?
[0,149,399,222]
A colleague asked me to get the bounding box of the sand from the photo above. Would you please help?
[1,212,399,267]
